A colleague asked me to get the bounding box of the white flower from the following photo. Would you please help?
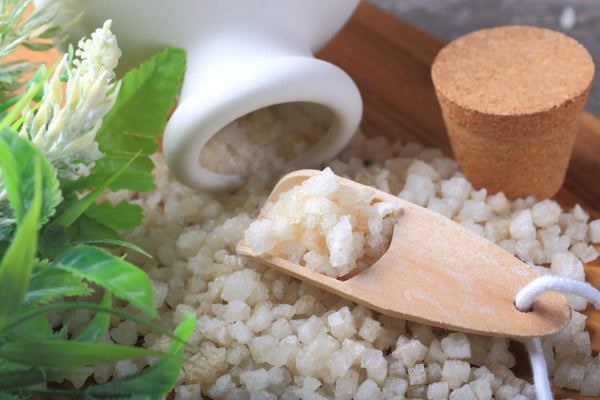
[19,20,122,180]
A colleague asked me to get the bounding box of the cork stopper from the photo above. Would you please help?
[431,26,594,199]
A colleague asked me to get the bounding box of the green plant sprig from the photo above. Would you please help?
[0,0,73,102]
[0,5,192,398]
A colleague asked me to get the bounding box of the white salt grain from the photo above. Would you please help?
[354,378,382,400]
[581,363,600,396]
[440,332,471,359]
[588,219,600,242]
[240,368,270,392]
[327,307,357,340]
[469,379,492,400]
[334,370,360,400]
[449,383,477,400]
[113,359,138,379]
[441,177,472,200]
[553,361,587,391]
[382,377,408,398]
[509,210,536,240]
[174,383,202,400]
[393,337,428,368]
[66,367,93,389]
[228,321,253,344]
[531,199,562,228]
[551,251,585,281]
[361,348,388,385]
[441,360,470,389]
[571,242,599,263]
[110,320,138,346]
[327,350,355,381]
[427,381,449,400]
[408,363,427,386]
[358,317,383,343]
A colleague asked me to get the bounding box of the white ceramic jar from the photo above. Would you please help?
[35,0,362,192]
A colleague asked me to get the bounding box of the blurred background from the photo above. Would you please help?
[365,0,600,117]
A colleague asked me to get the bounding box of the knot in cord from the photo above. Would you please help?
[515,276,600,400]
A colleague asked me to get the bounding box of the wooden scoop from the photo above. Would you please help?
[236,170,570,338]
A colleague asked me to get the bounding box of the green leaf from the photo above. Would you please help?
[0,341,183,368]
[63,47,186,194]
[0,158,42,327]
[53,150,141,228]
[4,309,52,341]
[86,200,144,233]
[3,303,189,350]
[51,193,123,249]
[22,266,91,308]
[0,366,62,391]
[38,224,71,258]
[65,215,121,244]
[52,246,158,318]
[73,239,152,258]
[0,128,61,226]
[86,313,196,399]
[0,223,14,240]
[75,291,112,343]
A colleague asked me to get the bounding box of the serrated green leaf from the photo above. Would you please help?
[75,291,111,343]
[66,214,121,244]
[86,313,196,399]
[53,323,70,341]
[0,128,61,226]
[0,367,61,392]
[54,194,122,247]
[52,246,157,318]
[4,307,52,341]
[22,266,91,308]
[86,200,144,233]
[3,302,190,350]
[0,158,42,327]
[38,224,71,258]
[0,341,183,368]
[63,47,185,194]
[0,223,13,240]
[53,150,141,228]
[74,239,152,258]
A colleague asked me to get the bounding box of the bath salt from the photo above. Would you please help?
[199,102,329,176]
[243,167,401,278]
[75,130,600,399]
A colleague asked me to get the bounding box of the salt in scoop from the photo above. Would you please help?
[236,169,569,338]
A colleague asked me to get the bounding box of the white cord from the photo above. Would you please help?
[515,275,600,400]
[515,275,600,312]
[524,337,554,400]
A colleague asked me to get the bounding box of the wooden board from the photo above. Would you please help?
[318,3,600,399]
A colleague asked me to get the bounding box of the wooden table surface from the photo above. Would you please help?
[319,3,600,399]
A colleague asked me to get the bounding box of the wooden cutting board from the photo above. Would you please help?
[319,3,600,399]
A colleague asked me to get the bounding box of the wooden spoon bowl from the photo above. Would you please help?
[237,169,570,338]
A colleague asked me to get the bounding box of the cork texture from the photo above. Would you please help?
[431,26,594,199]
